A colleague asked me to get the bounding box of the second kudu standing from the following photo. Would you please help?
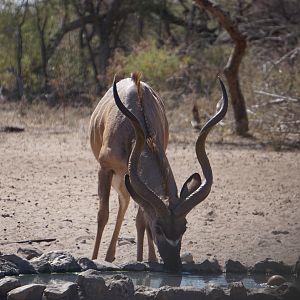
[89,73,228,272]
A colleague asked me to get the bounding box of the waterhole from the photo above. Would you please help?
[17,272,300,289]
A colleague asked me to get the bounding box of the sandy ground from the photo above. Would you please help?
[0,113,299,268]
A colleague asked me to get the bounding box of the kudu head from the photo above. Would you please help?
[113,76,228,272]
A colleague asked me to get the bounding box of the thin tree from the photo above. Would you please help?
[14,0,29,99]
[34,0,49,92]
[194,0,249,136]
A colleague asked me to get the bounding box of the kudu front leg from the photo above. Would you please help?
[92,167,113,260]
[136,207,146,261]
[146,226,157,262]
[136,207,157,262]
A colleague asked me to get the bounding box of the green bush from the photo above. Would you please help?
[113,41,188,90]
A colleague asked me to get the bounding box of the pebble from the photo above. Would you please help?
[267,275,287,286]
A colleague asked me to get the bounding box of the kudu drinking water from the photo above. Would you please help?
[89,73,228,272]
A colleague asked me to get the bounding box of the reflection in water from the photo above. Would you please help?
[225,272,247,283]
[131,272,182,288]
[18,272,299,289]
[19,273,78,286]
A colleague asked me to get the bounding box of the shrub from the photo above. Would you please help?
[108,40,188,90]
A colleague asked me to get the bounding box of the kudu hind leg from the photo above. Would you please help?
[105,185,130,262]
[92,168,113,260]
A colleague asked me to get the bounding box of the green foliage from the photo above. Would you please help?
[0,6,16,88]
[0,3,42,92]
[0,0,76,95]
[202,44,230,69]
[115,41,188,90]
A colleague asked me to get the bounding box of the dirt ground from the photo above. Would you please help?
[0,104,299,268]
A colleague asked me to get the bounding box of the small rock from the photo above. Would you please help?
[7,284,45,300]
[271,230,289,235]
[121,261,149,272]
[1,213,11,218]
[30,258,51,273]
[76,257,97,271]
[247,289,275,300]
[252,210,264,216]
[156,286,205,300]
[0,255,36,274]
[93,260,120,271]
[134,286,156,300]
[0,277,21,298]
[117,236,135,246]
[181,252,194,264]
[0,259,19,276]
[77,269,108,300]
[107,275,134,300]
[183,258,222,274]
[17,247,42,260]
[276,282,300,300]
[253,258,292,274]
[225,259,248,273]
[44,282,79,300]
[51,252,80,273]
[229,281,247,299]
[31,251,80,273]
[206,285,226,299]
[267,275,287,286]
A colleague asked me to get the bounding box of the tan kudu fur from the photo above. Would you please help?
[89,73,228,271]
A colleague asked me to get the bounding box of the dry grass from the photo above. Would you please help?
[1,44,299,152]
[0,101,92,130]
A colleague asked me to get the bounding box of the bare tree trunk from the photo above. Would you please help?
[185,4,196,44]
[137,15,144,41]
[35,3,49,92]
[15,24,24,99]
[224,41,248,135]
[97,23,111,94]
[156,0,167,47]
[79,28,88,84]
[194,0,249,135]
[12,1,31,100]
[84,27,101,92]
[95,0,124,93]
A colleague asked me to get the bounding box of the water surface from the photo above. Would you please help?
[17,272,299,289]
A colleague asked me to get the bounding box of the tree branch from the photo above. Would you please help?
[46,14,94,61]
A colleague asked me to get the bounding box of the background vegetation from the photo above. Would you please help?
[0,0,299,148]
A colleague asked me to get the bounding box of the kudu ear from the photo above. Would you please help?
[180,173,202,200]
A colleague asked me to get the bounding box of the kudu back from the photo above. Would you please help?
[89,73,228,272]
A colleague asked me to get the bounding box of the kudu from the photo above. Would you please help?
[89,73,228,272]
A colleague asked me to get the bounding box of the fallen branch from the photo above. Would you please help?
[264,47,300,77]
[0,238,56,245]
[274,47,300,65]
[254,90,299,102]
[252,99,291,108]
[0,126,25,132]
